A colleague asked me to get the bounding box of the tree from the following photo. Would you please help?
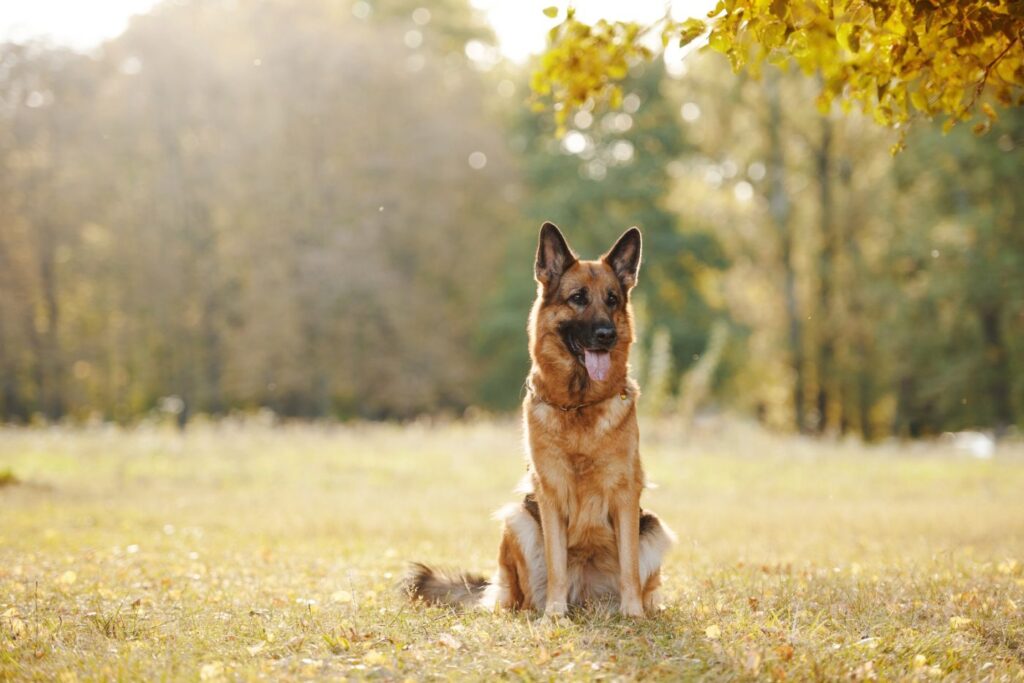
[532,1,1024,143]
[661,50,903,435]
[882,106,1024,436]
[476,62,727,409]
[0,0,516,421]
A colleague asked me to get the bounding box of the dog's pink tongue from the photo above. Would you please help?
[584,350,610,382]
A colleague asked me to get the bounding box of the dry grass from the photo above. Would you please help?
[1,418,1023,681]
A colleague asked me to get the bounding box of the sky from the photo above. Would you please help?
[0,0,159,50]
[469,0,716,62]
[0,0,715,61]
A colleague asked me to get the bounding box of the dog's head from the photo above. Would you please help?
[531,222,641,384]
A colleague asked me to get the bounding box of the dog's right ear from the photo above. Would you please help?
[535,222,576,289]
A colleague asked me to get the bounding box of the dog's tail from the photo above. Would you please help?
[402,562,489,607]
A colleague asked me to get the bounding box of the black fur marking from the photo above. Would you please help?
[603,509,661,534]
[523,493,541,526]
[556,319,591,397]
[568,367,589,398]
[639,511,660,536]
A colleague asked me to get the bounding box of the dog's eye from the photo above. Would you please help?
[606,292,619,307]
[569,290,588,306]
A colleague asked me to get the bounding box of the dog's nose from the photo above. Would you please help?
[594,325,617,346]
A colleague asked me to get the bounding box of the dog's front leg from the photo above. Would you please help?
[536,492,569,616]
[615,499,644,617]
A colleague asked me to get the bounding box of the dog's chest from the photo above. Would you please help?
[528,388,636,450]
[559,451,630,551]
[526,378,643,536]
[526,393,640,504]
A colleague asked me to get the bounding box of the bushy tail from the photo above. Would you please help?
[403,562,488,607]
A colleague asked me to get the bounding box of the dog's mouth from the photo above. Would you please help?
[564,336,611,381]
[582,349,611,382]
[560,324,615,382]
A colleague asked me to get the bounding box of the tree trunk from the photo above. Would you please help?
[815,116,836,435]
[979,305,1013,436]
[676,320,729,433]
[765,72,806,433]
[37,223,64,420]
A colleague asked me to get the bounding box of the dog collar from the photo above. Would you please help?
[526,382,630,412]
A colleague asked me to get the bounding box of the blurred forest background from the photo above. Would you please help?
[1,0,1021,438]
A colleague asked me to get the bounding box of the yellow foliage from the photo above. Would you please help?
[532,0,1024,136]
[529,7,654,135]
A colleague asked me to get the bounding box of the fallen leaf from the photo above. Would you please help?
[949,616,972,629]
[9,616,27,638]
[438,633,463,650]
[199,662,224,681]
[775,643,794,661]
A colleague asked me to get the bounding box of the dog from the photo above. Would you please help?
[405,222,674,617]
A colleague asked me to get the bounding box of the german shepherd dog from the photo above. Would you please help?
[406,223,674,617]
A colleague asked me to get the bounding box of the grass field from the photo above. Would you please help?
[1,418,1023,681]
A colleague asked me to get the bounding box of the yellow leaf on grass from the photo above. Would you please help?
[199,662,224,681]
[8,616,27,638]
[949,616,972,629]
[705,624,722,639]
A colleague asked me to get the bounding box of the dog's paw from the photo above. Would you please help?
[542,601,567,620]
[619,599,645,618]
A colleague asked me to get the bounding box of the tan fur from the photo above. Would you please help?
[407,224,674,617]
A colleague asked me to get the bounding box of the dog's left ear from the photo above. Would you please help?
[602,227,642,289]
[535,222,576,289]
